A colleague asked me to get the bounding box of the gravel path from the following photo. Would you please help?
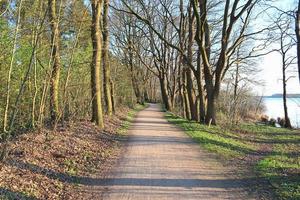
[99,104,255,200]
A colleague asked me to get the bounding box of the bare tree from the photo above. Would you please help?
[275,14,295,128]
[296,0,300,83]
[192,0,262,125]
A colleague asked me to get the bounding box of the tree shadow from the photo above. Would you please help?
[5,158,260,189]
[0,188,38,200]
[5,158,257,187]
[167,115,300,157]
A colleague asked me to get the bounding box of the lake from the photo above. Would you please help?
[263,97,300,128]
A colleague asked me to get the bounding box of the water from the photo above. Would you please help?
[263,97,300,128]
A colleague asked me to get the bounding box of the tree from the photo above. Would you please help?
[191,0,261,125]
[48,0,62,124]
[296,0,300,83]
[90,0,104,128]
[275,13,295,128]
[3,0,24,132]
[102,0,114,116]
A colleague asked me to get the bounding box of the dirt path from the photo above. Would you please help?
[98,104,256,199]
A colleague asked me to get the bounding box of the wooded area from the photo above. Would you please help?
[0,0,299,135]
[0,0,300,199]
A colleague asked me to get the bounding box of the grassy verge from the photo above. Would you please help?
[117,103,147,135]
[166,113,300,200]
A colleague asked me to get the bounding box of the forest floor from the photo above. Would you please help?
[167,113,300,200]
[0,104,145,200]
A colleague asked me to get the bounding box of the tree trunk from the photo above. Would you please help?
[110,80,116,113]
[282,55,292,128]
[131,76,144,104]
[283,82,292,128]
[159,74,172,111]
[185,4,198,121]
[102,0,113,116]
[48,0,61,124]
[178,63,186,118]
[186,68,197,121]
[3,0,23,132]
[182,68,191,119]
[90,0,104,128]
[205,85,216,125]
[196,50,206,123]
[232,56,239,124]
[296,0,300,83]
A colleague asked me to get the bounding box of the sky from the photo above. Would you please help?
[257,51,300,96]
[255,0,300,96]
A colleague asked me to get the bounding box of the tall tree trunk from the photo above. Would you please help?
[205,82,216,125]
[282,54,292,128]
[178,63,186,118]
[186,4,197,121]
[196,50,206,123]
[296,0,300,83]
[90,0,104,128]
[182,68,191,119]
[48,0,61,124]
[131,76,144,104]
[110,80,116,113]
[232,53,240,124]
[102,0,113,116]
[186,68,197,121]
[3,0,23,132]
[159,73,172,111]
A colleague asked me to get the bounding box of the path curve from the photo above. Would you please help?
[101,104,255,200]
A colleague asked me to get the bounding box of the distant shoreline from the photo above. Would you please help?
[261,94,300,98]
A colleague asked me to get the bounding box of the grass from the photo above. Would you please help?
[166,113,300,200]
[165,114,257,157]
[117,104,147,135]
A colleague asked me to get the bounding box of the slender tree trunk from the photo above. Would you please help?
[102,0,113,116]
[232,56,240,124]
[110,80,116,112]
[296,0,300,83]
[9,7,47,130]
[186,4,197,121]
[282,54,292,128]
[90,0,104,128]
[48,0,61,124]
[182,68,191,119]
[178,63,186,118]
[186,68,197,121]
[32,42,38,128]
[196,50,206,123]
[3,0,23,132]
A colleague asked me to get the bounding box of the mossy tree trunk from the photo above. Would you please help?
[102,0,113,116]
[90,0,104,128]
[48,0,61,124]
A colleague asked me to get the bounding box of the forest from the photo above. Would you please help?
[0,0,300,199]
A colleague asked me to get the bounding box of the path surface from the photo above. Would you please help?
[99,104,255,199]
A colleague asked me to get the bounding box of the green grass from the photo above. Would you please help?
[166,113,300,200]
[166,114,257,157]
[117,104,147,135]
